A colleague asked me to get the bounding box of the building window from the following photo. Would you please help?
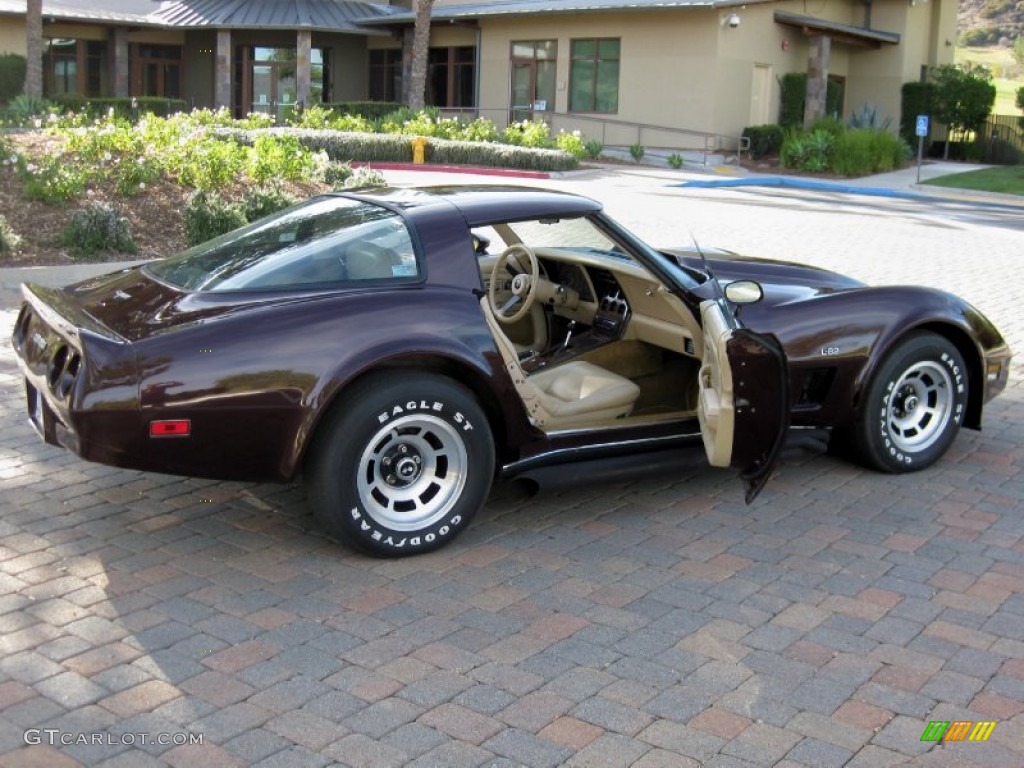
[510,40,556,119]
[44,39,107,98]
[369,49,402,102]
[569,38,619,113]
[135,44,183,99]
[428,46,475,108]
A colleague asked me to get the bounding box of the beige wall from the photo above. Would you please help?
[0,15,25,55]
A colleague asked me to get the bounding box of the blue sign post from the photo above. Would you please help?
[915,115,929,183]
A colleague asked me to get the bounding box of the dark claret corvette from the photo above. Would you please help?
[12,186,1011,556]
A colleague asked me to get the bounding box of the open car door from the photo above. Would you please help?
[697,298,789,502]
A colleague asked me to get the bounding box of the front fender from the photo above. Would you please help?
[741,286,1006,430]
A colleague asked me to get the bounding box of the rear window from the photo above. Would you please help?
[146,196,419,292]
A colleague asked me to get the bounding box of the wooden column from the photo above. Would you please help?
[215,29,232,111]
[296,29,312,107]
[802,34,831,128]
[112,27,129,97]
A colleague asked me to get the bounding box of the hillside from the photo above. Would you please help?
[958,0,1023,46]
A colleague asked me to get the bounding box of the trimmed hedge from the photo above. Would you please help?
[900,81,936,147]
[779,73,844,127]
[220,127,579,172]
[322,101,404,120]
[742,124,783,159]
[52,94,188,118]
[0,54,26,105]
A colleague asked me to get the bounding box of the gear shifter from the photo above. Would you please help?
[562,320,577,350]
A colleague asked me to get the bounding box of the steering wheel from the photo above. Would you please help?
[489,244,540,325]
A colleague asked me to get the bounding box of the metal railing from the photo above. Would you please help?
[437,106,750,165]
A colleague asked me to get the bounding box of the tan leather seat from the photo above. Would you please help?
[481,297,640,430]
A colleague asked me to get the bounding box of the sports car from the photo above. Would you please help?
[12,186,1012,556]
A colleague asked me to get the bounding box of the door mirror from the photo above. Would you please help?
[724,280,763,305]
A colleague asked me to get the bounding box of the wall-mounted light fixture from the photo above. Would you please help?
[722,12,741,28]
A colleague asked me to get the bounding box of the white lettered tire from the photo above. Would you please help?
[308,373,494,557]
[853,332,967,473]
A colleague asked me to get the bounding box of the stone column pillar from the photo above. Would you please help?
[802,34,831,129]
[112,27,129,97]
[215,29,232,111]
[296,29,312,108]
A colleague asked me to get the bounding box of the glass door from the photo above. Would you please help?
[509,41,556,123]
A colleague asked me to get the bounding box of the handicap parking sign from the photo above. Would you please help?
[915,115,929,137]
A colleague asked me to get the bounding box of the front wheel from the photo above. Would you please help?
[853,332,968,473]
[307,374,494,557]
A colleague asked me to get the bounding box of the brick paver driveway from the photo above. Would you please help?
[1,172,1022,767]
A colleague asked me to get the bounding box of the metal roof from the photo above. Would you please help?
[0,0,160,23]
[774,11,900,46]
[150,0,395,31]
[357,0,727,24]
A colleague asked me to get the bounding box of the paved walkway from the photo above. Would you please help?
[0,167,1022,767]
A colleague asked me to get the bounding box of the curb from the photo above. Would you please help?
[352,161,551,179]
[673,176,1024,210]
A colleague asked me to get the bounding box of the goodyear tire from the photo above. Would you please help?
[308,373,494,557]
[854,332,967,473]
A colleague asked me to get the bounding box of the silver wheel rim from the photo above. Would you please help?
[356,414,468,531]
[884,360,955,453]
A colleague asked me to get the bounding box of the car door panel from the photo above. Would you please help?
[697,299,789,502]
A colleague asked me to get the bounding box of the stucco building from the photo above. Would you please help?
[0,0,957,147]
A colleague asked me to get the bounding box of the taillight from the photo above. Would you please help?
[150,420,191,438]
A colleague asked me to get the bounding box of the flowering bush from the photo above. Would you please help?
[18,153,91,204]
[502,120,552,148]
[61,202,136,258]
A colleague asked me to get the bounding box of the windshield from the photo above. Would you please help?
[146,196,419,292]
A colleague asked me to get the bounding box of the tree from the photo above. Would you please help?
[406,0,434,110]
[930,64,996,159]
[23,0,43,98]
[1013,36,1024,69]
[1017,85,1024,129]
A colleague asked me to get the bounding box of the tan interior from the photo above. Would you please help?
[697,300,736,467]
[481,298,641,430]
[478,246,711,432]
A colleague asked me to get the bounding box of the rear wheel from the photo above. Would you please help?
[853,332,967,472]
[308,373,494,557]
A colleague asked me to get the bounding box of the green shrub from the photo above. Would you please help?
[184,191,247,246]
[847,103,892,131]
[0,53,26,105]
[323,101,404,121]
[176,137,246,191]
[502,120,552,148]
[19,153,90,204]
[115,155,162,196]
[667,153,684,169]
[554,130,587,159]
[223,128,578,171]
[780,127,833,171]
[742,124,783,159]
[323,161,354,186]
[247,134,314,185]
[7,95,55,125]
[242,187,299,222]
[900,81,936,146]
[340,166,388,190]
[61,203,136,258]
[582,139,603,160]
[0,214,22,259]
[957,26,1001,46]
[629,143,645,162]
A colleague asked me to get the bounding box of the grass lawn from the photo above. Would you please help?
[955,46,1022,115]
[924,166,1024,195]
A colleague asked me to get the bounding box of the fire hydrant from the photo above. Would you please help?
[411,136,427,164]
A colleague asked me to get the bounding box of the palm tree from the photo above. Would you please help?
[406,0,434,110]
[24,0,43,98]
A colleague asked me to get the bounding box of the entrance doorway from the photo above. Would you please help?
[510,41,556,122]
[239,47,325,121]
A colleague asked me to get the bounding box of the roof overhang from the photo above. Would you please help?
[773,11,900,48]
[357,0,733,26]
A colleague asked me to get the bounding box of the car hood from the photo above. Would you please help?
[664,248,865,306]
